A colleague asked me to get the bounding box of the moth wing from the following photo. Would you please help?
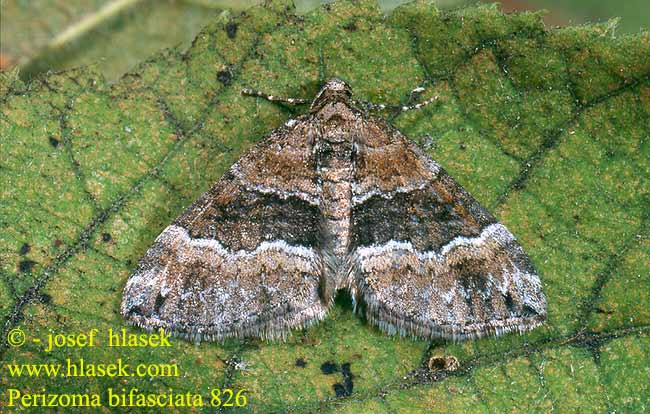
[121,118,327,341]
[349,120,546,339]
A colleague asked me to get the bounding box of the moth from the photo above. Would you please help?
[121,78,546,342]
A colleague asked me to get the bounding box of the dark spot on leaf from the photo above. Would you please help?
[340,362,354,395]
[343,21,357,31]
[321,361,353,396]
[320,361,338,374]
[217,70,232,85]
[295,358,307,368]
[459,142,467,150]
[54,238,63,248]
[19,243,31,255]
[48,136,60,147]
[101,232,112,242]
[19,260,36,273]
[333,383,347,397]
[226,21,237,39]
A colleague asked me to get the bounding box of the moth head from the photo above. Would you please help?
[311,77,353,110]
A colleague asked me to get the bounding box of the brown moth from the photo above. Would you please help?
[121,78,546,342]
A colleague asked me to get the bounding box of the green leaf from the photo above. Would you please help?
[1,1,649,412]
[0,0,237,83]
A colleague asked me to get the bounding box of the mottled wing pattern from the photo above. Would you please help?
[349,119,547,339]
[121,118,326,341]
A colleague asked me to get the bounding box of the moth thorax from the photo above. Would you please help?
[320,101,356,117]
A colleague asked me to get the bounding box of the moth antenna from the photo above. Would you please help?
[409,85,426,98]
[353,89,438,113]
[398,94,438,112]
[352,99,389,112]
[241,88,310,105]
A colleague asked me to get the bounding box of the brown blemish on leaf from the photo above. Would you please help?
[428,355,460,372]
